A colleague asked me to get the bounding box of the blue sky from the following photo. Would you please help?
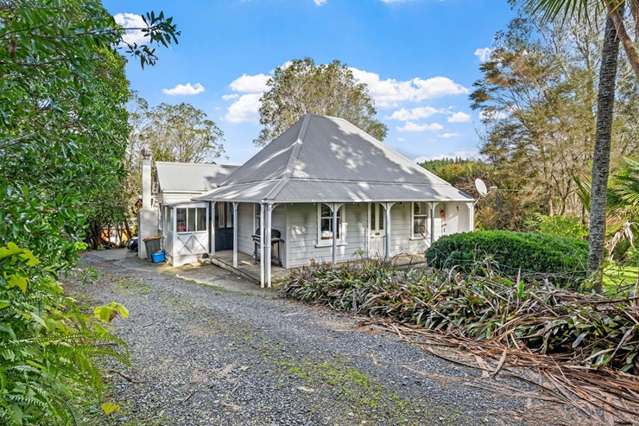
[105,0,515,165]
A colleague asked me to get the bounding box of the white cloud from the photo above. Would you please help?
[349,67,468,107]
[162,82,205,96]
[397,122,444,133]
[229,73,270,94]
[314,0,327,5]
[225,93,262,123]
[387,106,442,121]
[223,65,467,123]
[223,73,271,122]
[447,111,471,123]
[474,47,494,63]
[113,13,148,45]
[439,132,459,139]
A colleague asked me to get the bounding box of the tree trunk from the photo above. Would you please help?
[588,14,621,292]
[608,3,639,80]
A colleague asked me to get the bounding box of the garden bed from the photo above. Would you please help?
[281,260,639,422]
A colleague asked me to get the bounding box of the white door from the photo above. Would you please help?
[368,203,385,258]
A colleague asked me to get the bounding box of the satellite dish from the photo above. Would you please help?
[475,178,488,197]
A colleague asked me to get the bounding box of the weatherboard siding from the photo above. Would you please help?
[237,203,254,256]
[285,203,381,268]
[237,201,471,270]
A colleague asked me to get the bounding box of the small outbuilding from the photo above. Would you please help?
[138,159,237,266]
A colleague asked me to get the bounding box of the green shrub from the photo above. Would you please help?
[425,230,588,284]
[524,214,588,240]
[0,243,128,424]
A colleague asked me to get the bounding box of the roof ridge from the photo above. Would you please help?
[262,115,311,202]
[156,161,238,168]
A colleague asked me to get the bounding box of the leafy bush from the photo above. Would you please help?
[425,230,588,285]
[0,243,128,424]
[525,214,588,240]
[282,261,639,373]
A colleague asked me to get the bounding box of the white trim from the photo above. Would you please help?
[175,206,208,235]
[214,201,217,255]
[259,203,265,288]
[316,203,346,245]
[382,202,394,259]
[411,201,430,240]
[232,202,238,268]
[315,241,347,248]
[265,204,272,287]
[172,206,177,261]
[253,203,260,234]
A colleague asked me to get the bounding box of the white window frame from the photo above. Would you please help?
[175,205,208,234]
[411,202,430,239]
[369,203,385,234]
[316,203,345,246]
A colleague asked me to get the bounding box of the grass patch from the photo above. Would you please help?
[603,264,638,296]
[114,278,152,295]
[277,357,450,423]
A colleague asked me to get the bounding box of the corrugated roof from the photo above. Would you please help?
[196,115,473,203]
[156,162,238,193]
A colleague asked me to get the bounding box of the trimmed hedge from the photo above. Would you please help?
[425,230,588,284]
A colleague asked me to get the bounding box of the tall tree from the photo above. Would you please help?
[528,1,627,290]
[256,58,387,145]
[589,13,622,289]
[140,102,225,163]
[120,98,225,235]
[532,0,639,78]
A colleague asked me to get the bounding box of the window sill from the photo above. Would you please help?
[409,236,428,241]
[315,240,347,248]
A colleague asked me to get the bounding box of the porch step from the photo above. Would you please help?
[208,255,260,284]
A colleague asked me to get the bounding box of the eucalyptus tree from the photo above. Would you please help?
[526,0,636,290]
[141,102,225,163]
[256,58,387,145]
[532,1,638,77]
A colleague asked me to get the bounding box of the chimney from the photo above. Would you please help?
[138,147,158,259]
[141,147,152,210]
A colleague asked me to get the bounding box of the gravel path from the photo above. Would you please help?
[67,250,577,425]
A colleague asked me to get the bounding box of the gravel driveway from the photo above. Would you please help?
[68,250,577,425]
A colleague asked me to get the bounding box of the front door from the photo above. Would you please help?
[368,203,385,258]
[215,202,234,251]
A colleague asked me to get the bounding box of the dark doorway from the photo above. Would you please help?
[215,202,234,251]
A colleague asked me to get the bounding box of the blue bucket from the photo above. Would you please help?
[151,250,166,264]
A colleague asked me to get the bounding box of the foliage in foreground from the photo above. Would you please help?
[282,261,639,373]
[425,230,588,285]
[0,2,177,423]
[0,244,128,424]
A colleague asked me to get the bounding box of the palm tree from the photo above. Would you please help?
[528,0,627,291]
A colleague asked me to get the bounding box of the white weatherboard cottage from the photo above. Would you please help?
[140,115,474,286]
